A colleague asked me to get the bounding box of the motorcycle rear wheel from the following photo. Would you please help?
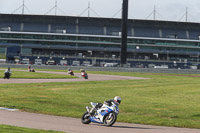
[81,112,91,124]
[103,112,117,126]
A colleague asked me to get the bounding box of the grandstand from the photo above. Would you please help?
[0,13,200,69]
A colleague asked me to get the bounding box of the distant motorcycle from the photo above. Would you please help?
[29,69,35,72]
[4,72,11,79]
[81,72,88,79]
[68,71,74,76]
[81,102,119,126]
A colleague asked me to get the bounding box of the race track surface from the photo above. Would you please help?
[0,70,149,84]
[0,110,199,133]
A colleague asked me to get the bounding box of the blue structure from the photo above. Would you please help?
[0,14,200,68]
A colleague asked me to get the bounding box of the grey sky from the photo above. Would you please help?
[0,0,200,23]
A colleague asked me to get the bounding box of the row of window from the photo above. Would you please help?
[1,39,199,54]
[1,32,200,49]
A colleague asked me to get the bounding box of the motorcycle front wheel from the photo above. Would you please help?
[81,112,91,124]
[103,112,117,126]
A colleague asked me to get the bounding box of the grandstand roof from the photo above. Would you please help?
[1,13,200,30]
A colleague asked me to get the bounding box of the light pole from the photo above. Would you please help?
[167,50,169,62]
[198,51,200,69]
[197,51,199,64]
[20,44,23,56]
[136,46,140,67]
[120,0,129,67]
[136,45,140,60]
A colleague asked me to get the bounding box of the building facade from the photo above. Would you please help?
[0,14,200,68]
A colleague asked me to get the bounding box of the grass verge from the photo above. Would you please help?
[0,124,64,133]
[0,71,199,128]
[0,70,77,79]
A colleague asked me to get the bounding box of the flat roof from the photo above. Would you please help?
[1,13,200,28]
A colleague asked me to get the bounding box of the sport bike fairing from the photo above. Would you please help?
[89,103,119,124]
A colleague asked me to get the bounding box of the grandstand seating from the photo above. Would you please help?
[51,24,76,33]
[79,25,103,35]
[1,14,200,40]
[78,18,105,35]
[162,28,187,39]
[134,27,159,38]
[106,26,121,36]
[2,14,200,68]
[0,22,21,31]
[23,23,48,32]
[188,30,200,40]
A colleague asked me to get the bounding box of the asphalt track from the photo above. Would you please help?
[0,70,199,133]
[0,70,149,84]
[0,110,199,133]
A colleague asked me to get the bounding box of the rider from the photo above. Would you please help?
[80,69,85,72]
[68,68,73,74]
[80,69,87,75]
[104,96,121,106]
[31,68,35,72]
[5,67,11,74]
[28,66,31,71]
[90,96,121,114]
[4,67,12,79]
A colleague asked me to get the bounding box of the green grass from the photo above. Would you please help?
[0,71,200,129]
[0,70,77,79]
[0,124,64,133]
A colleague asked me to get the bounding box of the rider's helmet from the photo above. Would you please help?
[8,67,10,71]
[80,69,85,72]
[68,68,71,71]
[114,96,121,105]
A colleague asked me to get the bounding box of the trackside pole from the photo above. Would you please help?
[120,0,129,67]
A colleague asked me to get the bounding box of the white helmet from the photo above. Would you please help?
[114,96,121,105]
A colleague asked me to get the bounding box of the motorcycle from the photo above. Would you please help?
[4,72,11,79]
[68,71,74,76]
[81,102,119,126]
[29,69,35,72]
[81,72,88,79]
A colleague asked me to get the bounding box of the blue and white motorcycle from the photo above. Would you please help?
[81,102,119,126]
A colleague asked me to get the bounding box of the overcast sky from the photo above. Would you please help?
[1,0,200,23]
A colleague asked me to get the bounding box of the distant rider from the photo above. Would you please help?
[90,96,121,114]
[31,68,35,72]
[4,67,12,79]
[5,67,11,74]
[80,69,85,72]
[68,68,74,75]
[80,69,87,75]
[28,66,31,72]
[68,68,72,73]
